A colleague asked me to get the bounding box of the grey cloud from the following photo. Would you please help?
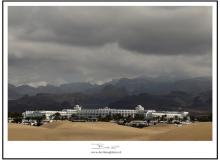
[8,6,212,85]
[8,41,211,85]
[9,6,212,55]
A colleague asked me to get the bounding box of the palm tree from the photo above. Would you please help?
[174,115,179,120]
[168,118,174,124]
[53,112,61,120]
[126,115,133,123]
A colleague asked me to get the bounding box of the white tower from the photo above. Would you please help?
[74,105,82,111]
[135,105,144,111]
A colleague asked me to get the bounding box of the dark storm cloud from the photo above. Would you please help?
[8,6,212,86]
[9,6,212,55]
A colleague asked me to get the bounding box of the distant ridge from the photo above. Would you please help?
[8,76,212,113]
[9,76,211,99]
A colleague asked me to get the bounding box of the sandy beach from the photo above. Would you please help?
[8,121,212,141]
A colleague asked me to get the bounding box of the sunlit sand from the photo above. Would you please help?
[8,121,212,141]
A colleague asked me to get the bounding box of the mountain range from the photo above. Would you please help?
[8,76,212,113]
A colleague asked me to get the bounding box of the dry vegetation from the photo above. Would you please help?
[8,121,212,141]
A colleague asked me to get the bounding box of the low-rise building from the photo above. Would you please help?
[8,117,14,123]
[22,105,189,120]
[152,111,189,119]
[22,110,78,120]
[78,107,138,119]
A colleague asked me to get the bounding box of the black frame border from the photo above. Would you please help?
[1,1,218,159]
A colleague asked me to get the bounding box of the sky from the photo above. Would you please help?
[8,6,212,87]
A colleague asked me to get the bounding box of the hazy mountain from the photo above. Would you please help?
[191,90,212,110]
[8,84,22,100]
[172,77,212,94]
[8,76,212,113]
[109,76,211,95]
[8,76,211,100]
[8,89,212,113]
[107,77,173,95]
[8,82,98,99]
[59,83,97,93]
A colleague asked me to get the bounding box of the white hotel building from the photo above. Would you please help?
[22,106,80,120]
[78,105,145,118]
[22,105,189,120]
[151,111,189,119]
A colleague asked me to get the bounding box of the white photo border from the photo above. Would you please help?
[2,1,218,159]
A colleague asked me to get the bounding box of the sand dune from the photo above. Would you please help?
[150,122,212,141]
[8,121,212,141]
